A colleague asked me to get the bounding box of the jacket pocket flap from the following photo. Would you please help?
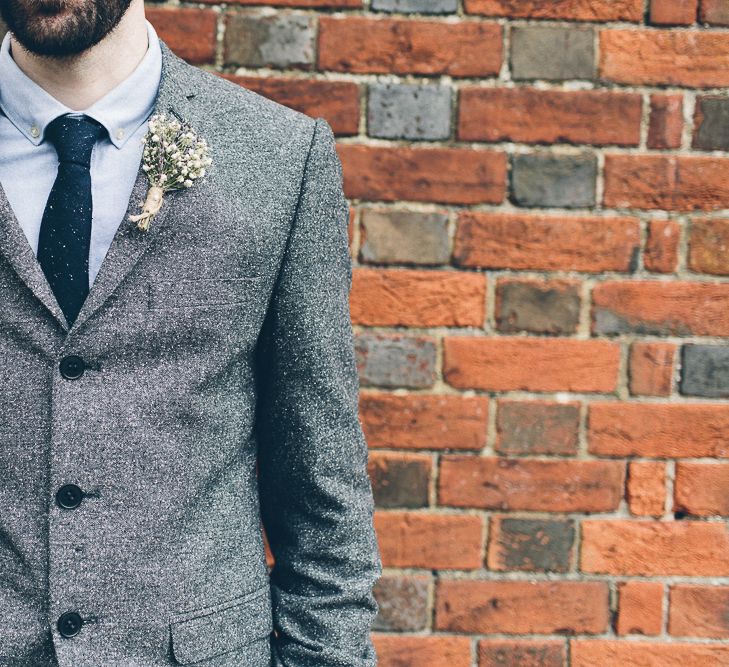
[169,584,272,664]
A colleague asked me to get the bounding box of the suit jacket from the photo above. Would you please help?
[0,39,382,666]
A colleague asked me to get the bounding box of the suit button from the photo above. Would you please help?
[59,355,85,380]
[56,484,84,509]
[57,611,83,638]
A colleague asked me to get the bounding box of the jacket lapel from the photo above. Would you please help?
[0,39,199,335]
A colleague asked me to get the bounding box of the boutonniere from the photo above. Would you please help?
[129,112,212,231]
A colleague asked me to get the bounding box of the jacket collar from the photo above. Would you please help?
[0,38,200,335]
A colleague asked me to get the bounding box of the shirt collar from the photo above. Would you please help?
[0,19,162,149]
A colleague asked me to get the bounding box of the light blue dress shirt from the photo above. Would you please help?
[0,19,162,289]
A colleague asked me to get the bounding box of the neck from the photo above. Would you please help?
[8,1,148,111]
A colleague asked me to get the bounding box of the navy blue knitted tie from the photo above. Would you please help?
[38,113,107,327]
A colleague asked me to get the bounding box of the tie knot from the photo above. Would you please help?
[45,113,107,168]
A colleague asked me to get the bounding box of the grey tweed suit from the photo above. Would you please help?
[0,39,382,666]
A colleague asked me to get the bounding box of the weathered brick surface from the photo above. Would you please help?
[495,278,581,334]
[355,332,436,388]
[339,143,507,204]
[627,461,666,517]
[465,0,643,21]
[495,399,580,456]
[650,0,698,25]
[628,341,675,396]
[374,635,471,667]
[581,520,729,575]
[668,585,729,638]
[571,640,729,666]
[616,581,664,636]
[368,452,431,508]
[460,88,640,145]
[439,456,624,512]
[488,516,575,572]
[359,393,489,450]
[372,0,457,12]
[351,268,486,326]
[701,0,729,24]
[644,219,680,273]
[454,212,639,272]
[674,462,729,516]
[223,10,316,68]
[588,402,729,457]
[318,16,502,77]
[693,95,729,150]
[374,511,483,569]
[147,7,217,64]
[359,209,450,265]
[435,579,609,634]
[688,217,729,274]
[592,280,729,336]
[509,25,595,81]
[680,344,729,397]
[369,83,451,140]
[443,337,620,393]
[372,574,430,632]
[511,152,597,208]
[648,93,684,149]
[478,640,566,667]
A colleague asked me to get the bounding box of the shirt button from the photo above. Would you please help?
[59,355,85,380]
[56,484,84,509]
[57,611,83,638]
[30,125,39,138]
[116,127,125,140]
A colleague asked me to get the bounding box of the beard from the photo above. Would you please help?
[0,0,133,57]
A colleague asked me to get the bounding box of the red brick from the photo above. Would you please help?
[339,144,506,205]
[202,0,360,5]
[359,393,489,451]
[350,268,486,327]
[458,87,641,145]
[650,0,698,25]
[604,154,729,211]
[600,30,729,87]
[318,16,502,77]
[645,219,680,273]
[688,217,729,275]
[435,579,609,634]
[217,74,359,136]
[589,402,729,458]
[593,280,729,336]
[581,520,729,575]
[571,640,729,666]
[495,399,580,456]
[464,0,643,21]
[616,581,664,636]
[629,342,676,396]
[669,585,729,638]
[374,635,472,667]
[443,337,620,393]
[453,212,640,272]
[700,0,729,24]
[478,640,565,667]
[146,7,217,64]
[648,94,684,149]
[674,462,729,516]
[374,511,483,569]
[627,461,667,517]
[439,456,624,512]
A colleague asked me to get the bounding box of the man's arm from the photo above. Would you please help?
[254,116,382,666]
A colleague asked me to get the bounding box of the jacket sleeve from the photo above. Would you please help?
[253,116,383,666]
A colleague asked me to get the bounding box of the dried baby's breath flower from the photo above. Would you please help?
[129,112,213,231]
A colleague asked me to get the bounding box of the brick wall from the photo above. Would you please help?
[6,0,729,664]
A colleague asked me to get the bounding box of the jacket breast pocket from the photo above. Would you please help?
[148,275,266,310]
[169,583,273,665]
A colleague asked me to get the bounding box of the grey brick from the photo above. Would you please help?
[511,152,596,208]
[360,208,450,265]
[368,83,451,140]
[494,518,575,573]
[224,11,315,68]
[355,332,436,388]
[693,96,729,150]
[372,0,458,14]
[496,280,581,335]
[680,344,729,397]
[373,575,429,631]
[368,455,430,508]
[511,25,595,81]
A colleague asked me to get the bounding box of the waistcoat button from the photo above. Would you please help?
[59,355,85,379]
[56,484,84,509]
[57,611,83,638]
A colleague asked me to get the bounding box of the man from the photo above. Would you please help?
[0,0,382,664]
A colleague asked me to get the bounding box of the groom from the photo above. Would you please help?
[0,0,382,665]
